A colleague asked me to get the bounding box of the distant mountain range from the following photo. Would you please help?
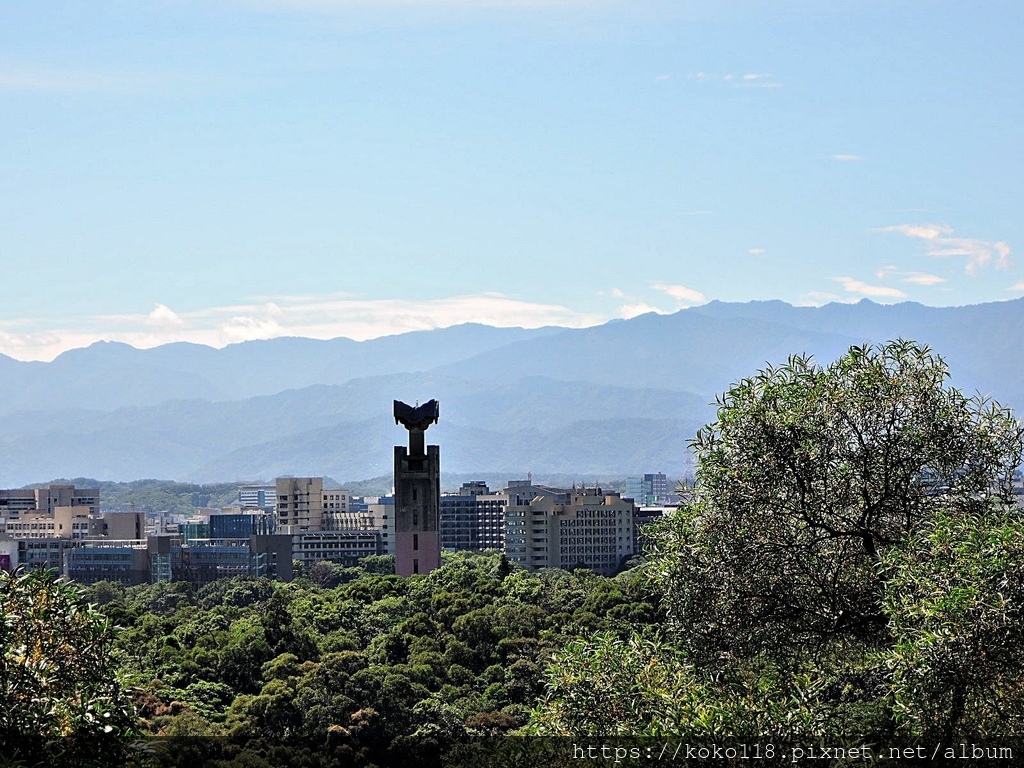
[1,298,1020,487]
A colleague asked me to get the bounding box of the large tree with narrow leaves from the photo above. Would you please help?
[652,340,1022,666]
[534,340,1024,740]
[0,567,140,766]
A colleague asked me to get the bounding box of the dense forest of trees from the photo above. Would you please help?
[83,552,658,766]
[5,341,1024,767]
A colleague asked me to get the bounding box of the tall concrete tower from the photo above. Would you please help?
[393,399,441,576]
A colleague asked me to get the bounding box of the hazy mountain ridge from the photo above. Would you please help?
[0,324,565,415]
[2,298,1020,485]
[0,375,705,484]
[432,309,867,395]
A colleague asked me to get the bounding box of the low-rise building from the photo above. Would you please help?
[238,484,277,511]
[293,530,381,570]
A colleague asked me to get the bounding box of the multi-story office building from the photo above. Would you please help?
[16,538,69,571]
[441,482,507,551]
[250,535,293,580]
[293,530,381,571]
[323,489,350,529]
[633,506,669,554]
[0,483,292,583]
[505,485,636,577]
[0,484,100,519]
[237,484,277,511]
[9,527,293,586]
[276,477,325,533]
[0,485,109,552]
[624,473,670,507]
[93,511,146,539]
[361,496,395,555]
[4,506,92,539]
[179,521,210,543]
[176,540,252,585]
[0,489,38,518]
[3,508,143,541]
[209,511,276,538]
[65,539,151,586]
[504,479,551,507]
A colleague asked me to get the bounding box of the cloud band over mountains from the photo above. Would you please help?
[0,293,607,362]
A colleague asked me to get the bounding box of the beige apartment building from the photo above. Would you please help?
[3,506,93,539]
[0,484,100,519]
[322,489,351,529]
[3,508,145,540]
[276,477,325,533]
[273,477,356,534]
[504,485,636,577]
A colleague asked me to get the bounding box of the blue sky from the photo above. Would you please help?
[1,0,1021,360]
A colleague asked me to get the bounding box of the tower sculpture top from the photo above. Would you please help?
[394,399,439,432]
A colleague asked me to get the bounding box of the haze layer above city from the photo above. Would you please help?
[1,0,1021,363]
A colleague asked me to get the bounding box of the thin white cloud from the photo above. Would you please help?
[1009,282,1024,293]
[0,329,65,359]
[0,66,262,94]
[656,74,672,81]
[875,223,1013,275]
[832,276,908,299]
[687,71,782,88]
[238,0,607,9]
[651,283,707,305]
[833,154,862,162]
[0,70,141,92]
[678,209,715,217]
[902,272,946,286]
[0,293,607,362]
[748,248,766,256]
[875,265,898,280]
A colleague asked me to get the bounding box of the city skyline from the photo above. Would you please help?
[2,0,1021,360]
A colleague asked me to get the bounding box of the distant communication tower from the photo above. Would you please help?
[393,399,441,576]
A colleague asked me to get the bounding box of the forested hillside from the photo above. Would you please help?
[80,552,659,767]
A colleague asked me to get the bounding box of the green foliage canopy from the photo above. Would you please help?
[650,340,1023,666]
[0,568,139,765]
